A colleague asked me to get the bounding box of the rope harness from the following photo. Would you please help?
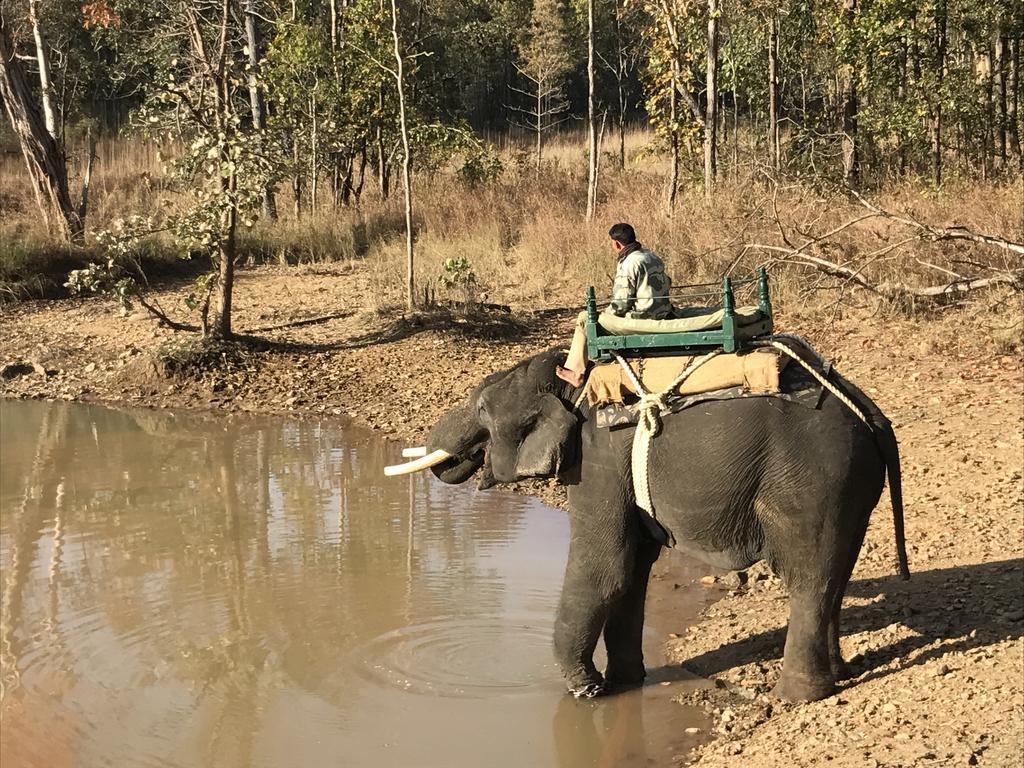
[754,338,869,426]
[609,337,870,526]
[610,350,722,522]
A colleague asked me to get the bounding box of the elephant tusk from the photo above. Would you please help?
[401,446,428,458]
[384,449,453,477]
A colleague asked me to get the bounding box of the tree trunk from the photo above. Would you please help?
[704,0,720,201]
[212,170,238,340]
[666,61,679,215]
[931,0,946,185]
[292,136,303,219]
[767,13,781,171]
[1009,37,1020,164]
[310,91,318,212]
[244,0,277,219]
[996,33,1007,167]
[585,0,597,221]
[390,0,415,310]
[0,12,82,243]
[330,0,339,52]
[840,0,859,184]
[78,128,96,221]
[27,0,56,139]
[536,86,543,172]
[839,0,856,182]
[614,0,626,169]
[984,43,994,179]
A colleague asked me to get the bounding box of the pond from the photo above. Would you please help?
[0,400,716,768]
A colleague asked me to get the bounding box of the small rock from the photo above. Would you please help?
[700,576,718,586]
[84,362,97,373]
[723,570,749,588]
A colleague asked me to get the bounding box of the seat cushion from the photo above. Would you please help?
[597,305,764,335]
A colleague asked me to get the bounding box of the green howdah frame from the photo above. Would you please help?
[585,267,775,362]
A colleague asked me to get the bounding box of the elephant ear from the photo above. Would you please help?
[513,393,578,479]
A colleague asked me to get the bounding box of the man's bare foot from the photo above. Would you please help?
[556,366,584,387]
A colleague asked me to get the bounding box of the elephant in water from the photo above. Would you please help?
[387,348,909,701]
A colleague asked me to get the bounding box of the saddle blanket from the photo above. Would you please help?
[583,347,787,408]
[593,355,831,429]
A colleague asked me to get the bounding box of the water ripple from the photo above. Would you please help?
[351,615,558,698]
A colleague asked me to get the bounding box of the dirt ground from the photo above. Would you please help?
[2,263,1022,767]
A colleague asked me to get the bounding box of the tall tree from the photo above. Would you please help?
[389,0,415,309]
[839,0,859,183]
[586,0,598,220]
[0,5,83,242]
[704,0,719,199]
[244,0,277,219]
[931,0,947,185]
[512,0,572,170]
[767,11,781,171]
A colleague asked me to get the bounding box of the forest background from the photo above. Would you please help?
[1,0,1022,344]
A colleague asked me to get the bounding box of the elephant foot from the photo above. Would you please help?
[568,679,608,699]
[605,663,646,689]
[830,657,855,681]
[770,671,835,702]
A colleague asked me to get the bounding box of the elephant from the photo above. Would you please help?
[386,347,909,702]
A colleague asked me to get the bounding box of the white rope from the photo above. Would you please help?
[757,339,869,426]
[610,351,721,521]
[601,338,866,527]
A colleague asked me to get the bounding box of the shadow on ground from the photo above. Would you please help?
[240,305,575,353]
[656,558,1023,689]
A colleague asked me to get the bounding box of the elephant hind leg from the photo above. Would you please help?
[828,600,855,681]
[828,519,869,681]
[771,589,837,702]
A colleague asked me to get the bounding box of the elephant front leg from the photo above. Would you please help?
[603,537,662,687]
[553,522,637,698]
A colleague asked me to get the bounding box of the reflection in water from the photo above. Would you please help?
[0,401,713,768]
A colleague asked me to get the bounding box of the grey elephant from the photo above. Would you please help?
[387,348,909,701]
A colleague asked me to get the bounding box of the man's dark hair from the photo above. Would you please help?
[608,223,637,245]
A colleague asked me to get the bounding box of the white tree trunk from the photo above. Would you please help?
[768,14,781,171]
[0,11,81,242]
[390,0,415,309]
[27,0,57,139]
[585,0,597,221]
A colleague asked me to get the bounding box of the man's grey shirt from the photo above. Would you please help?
[607,247,672,319]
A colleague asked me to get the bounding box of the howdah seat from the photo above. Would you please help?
[584,267,775,361]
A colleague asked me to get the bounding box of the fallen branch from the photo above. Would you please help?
[751,243,1022,300]
[247,311,354,333]
[748,185,1024,304]
[850,190,1024,257]
[895,274,1021,298]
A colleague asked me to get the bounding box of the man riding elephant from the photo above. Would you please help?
[556,223,673,387]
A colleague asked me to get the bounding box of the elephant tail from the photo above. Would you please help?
[872,417,910,580]
[832,370,910,580]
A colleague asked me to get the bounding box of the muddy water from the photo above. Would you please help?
[1,400,716,768]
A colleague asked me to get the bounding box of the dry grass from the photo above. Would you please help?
[2,132,1021,350]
